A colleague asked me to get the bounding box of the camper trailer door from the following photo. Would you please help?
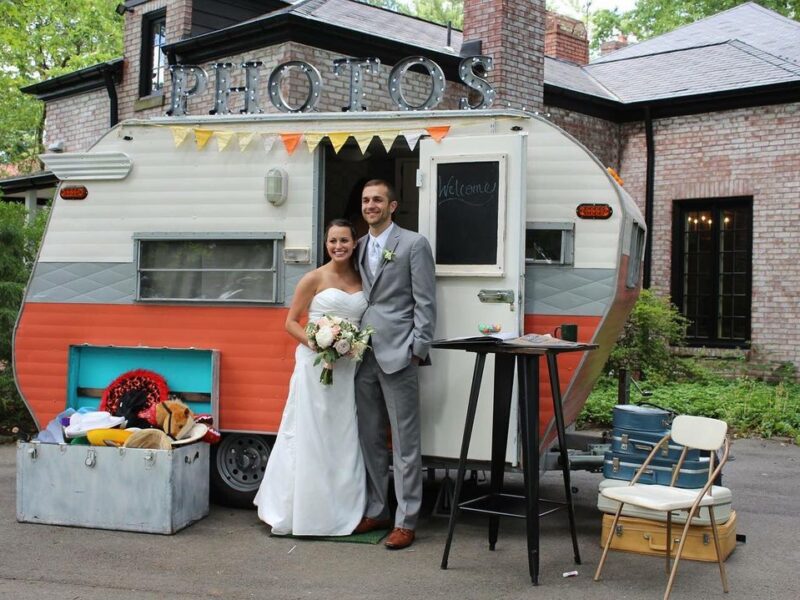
[418,133,527,462]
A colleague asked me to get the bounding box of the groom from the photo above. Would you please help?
[354,179,436,549]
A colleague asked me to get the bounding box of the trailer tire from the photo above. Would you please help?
[210,433,273,508]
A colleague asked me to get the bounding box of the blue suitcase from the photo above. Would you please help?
[603,451,711,488]
[612,404,672,432]
[611,427,701,462]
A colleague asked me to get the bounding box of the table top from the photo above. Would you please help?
[432,337,598,355]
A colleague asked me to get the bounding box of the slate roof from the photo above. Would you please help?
[291,0,462,55]
[593,2,800,66]
[546,1,800,106]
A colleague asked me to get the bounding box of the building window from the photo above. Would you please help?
[135,235,282,303]
[525,222,574,265]
[626,222,645,288]
[672,199,752,346]
[140,9,167,97]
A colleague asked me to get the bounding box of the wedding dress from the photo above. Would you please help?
[254,288,368,535]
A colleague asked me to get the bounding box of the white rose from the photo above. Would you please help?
[315,326,335,349]
[334,339,351,355]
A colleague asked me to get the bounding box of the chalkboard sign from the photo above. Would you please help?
[435,161,500,265]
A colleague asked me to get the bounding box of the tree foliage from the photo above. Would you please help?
[0,0,123,170]
[591,0,800,51]
[362,0,464,28]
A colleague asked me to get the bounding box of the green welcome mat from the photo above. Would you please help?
[273,528,390,545]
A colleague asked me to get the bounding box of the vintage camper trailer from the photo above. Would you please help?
[14,110,644,505]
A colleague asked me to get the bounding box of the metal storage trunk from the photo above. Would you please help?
[17,441,209,534]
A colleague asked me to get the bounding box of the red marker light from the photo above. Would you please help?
[576,203,613,219]
[60,185,88,200]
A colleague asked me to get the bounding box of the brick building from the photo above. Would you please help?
[3,0,799,372]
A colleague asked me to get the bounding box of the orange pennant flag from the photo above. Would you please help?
[426,126,450,142]
[280,133,303,155]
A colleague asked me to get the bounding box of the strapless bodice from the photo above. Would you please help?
[308,288,367,326]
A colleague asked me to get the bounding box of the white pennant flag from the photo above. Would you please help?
[238,132,256,151]
[401,130,424,150]
[262,134,277,153]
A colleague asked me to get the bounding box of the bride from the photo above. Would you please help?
[254,219,367,536]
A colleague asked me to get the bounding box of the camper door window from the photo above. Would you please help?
[525,222,574,265]
[135,236,281,303]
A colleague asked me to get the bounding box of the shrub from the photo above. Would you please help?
[0,201,48,433]
[606,289,692,384]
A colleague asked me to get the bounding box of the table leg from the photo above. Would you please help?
[488,354,515,551]
[518,355,540,585]
[546,353,582,565]
[441,352,487,570]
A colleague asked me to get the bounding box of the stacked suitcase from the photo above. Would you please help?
[598,404,737,561]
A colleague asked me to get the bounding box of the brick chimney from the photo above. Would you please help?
[544,11,589,65]
[600,34,630,57]
[462,0,546,111]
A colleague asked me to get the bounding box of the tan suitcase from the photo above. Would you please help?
[600,510,737,562]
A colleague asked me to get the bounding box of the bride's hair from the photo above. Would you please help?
[324,219,358,267]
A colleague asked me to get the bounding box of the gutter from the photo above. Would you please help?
[643,106,654,289]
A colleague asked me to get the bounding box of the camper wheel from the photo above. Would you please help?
[210,433,274,508]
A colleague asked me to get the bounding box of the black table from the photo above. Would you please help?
[435,338,598,584]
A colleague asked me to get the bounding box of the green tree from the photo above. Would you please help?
[0,0,123,171]
[362,0,464,27]
[592,1,800,51]
[0,199,48,431]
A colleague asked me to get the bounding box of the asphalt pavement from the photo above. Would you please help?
[1,437,798,600]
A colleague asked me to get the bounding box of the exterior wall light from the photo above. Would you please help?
[265,168,288,206]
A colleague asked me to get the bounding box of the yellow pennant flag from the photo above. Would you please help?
[170,126,191,147]
[353,132,374,154]
[328,132,351,154]
[238,131,256,151]
[376,130,400,152]
[194,128,214,150]
[304,133,325,153]
[216,131,235,152]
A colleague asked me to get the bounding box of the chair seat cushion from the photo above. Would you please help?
[601,483,716,512]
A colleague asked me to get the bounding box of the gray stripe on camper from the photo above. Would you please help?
[525,266,615,316]
[27,262,137,303]
[27,262,315,306]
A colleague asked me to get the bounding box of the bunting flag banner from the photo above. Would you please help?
[262,134,277,153]
[401,130,424,150]
[238,131,256,151]
[353,132,375,154]
[216,131,236,152]
[328,132,351,154]
[304,132,325,153]
[376,130,400,152]
[170,126,191,147]
[280,133,303,155]
[426,125,450,142]
[194,128,214,150]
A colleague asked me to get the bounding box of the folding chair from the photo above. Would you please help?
[593,415,730,600]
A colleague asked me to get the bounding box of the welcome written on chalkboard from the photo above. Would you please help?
[436,161,500,265]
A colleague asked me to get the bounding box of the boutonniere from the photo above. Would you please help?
[382,249,395,262]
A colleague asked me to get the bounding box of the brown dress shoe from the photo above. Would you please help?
[384,527,415,549]
[353,517,392,534]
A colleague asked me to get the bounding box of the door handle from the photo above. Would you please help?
[477,289,515,305]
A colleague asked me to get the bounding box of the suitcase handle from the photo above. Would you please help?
[644,533,677,552]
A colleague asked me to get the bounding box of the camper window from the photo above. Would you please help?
[626,223,645,288]
[135,235,282,303]
[525,222,574,265]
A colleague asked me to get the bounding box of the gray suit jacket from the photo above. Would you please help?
[358,225,436,374]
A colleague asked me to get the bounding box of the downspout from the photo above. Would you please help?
[643,106,655,289]
[103,66,119,127]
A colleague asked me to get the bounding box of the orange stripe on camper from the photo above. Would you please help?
[14,303,295,432]
[523,315,602,439]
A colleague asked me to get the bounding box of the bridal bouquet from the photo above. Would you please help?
[306,315,374,385]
